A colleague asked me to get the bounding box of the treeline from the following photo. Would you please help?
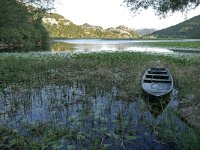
[43,13,139,38]
[0,0,48,49]
[150,15,200,39]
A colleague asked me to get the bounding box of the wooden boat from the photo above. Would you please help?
[141,67,173,97]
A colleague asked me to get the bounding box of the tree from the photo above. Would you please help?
[0,0,48,48]
[123,0,200,16]
[0,0,29,27]
[17,0,55,10]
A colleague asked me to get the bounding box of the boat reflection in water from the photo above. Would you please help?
[144,89,178,117]
[141,67,174,116]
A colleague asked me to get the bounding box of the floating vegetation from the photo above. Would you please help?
[0,51,200,149]
[0,83,183,149]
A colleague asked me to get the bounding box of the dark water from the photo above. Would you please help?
[0,44,50,53]
[0,83,185,149]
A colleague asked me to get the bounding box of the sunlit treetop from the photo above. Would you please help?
[123,0,200,16]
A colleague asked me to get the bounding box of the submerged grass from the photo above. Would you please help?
[0,51,200,149]
[154,109,200,150]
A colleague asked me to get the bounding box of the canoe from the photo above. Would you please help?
[141,67,173,97]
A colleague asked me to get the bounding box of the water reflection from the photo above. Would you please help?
[50,42,77,51]
[0,44,50,53]
[0,83,186,149]
[142,89,179,117]
[1,39,199,55]
[50,39,200,55]
[50,39,174,53]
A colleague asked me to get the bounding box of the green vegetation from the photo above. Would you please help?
[0,52,199,106]
[136,41,200,49]
[0,52,200,149]
[0,0,49,50]
[124,0,199,16]
[150,15,200,39]
[43,13,139,38]
[155,111,200,150]
[1,0,199,148]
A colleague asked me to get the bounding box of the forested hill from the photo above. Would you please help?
[43,13,139,38]
[150,15,200,39]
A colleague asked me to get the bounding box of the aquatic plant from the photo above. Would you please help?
[0,51,200,149]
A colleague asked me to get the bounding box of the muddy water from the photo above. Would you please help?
[0,83,186,149]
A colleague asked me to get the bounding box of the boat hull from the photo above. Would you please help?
[141,68,173,97]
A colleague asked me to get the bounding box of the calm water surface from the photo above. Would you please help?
[50,39,200,55]
[1,39,199,55]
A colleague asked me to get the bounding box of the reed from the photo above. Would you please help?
[0,52,200,149]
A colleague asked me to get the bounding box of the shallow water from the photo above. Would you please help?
[50,39,200,55]
[51,39,173,53]
[0,83,186,149]
[1,39,200,56]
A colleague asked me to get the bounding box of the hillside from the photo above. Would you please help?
[43,13,139,38]
[135,28,157,36]
[150,15,200,39]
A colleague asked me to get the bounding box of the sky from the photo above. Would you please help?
[54,0,200,30]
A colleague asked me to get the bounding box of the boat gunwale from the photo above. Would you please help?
[141,67,173,97]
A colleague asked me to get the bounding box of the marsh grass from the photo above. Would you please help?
[1,52,199,98]
[135,41,200,50]
[0,52,200,149]
[154,109,200,150]
[182,127,200,150]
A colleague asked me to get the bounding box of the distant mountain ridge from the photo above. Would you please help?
[135,28,157,36]
[43,13,139,38]
[150,15,200,39]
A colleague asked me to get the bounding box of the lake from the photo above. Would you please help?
[1,39,200,55]
[50,39,200,55]
[0,39,199,149]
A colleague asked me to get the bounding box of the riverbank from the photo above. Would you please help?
[0,42,22,50]
[0,40,51,51]
[0,52,200,149]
